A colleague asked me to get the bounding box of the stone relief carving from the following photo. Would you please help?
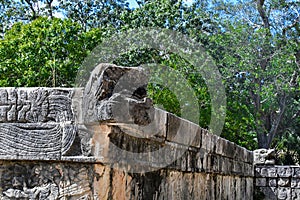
[0,123,77,159]
[255,166,300,200]
[0,88,74,123]
[0,162,97,199]
[292,188,300,199]
[0,164,60,199]
[0,88,79,159]
[294,168,300,178]
[291,179,300,188]
[253,149,275,165]
[68,64,156,159]
[277,167,292,177]
[277,187,291,200]
[278,178,290,187]
[0,64,158,159]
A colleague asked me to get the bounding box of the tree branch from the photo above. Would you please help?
[24,0,37,20]
[46,0,54,18]
[256,0,270,30]
[267,93,287,148]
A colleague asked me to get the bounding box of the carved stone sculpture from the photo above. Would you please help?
[82,63,154,125]
[0,64,156,160]
[253,148,275,165]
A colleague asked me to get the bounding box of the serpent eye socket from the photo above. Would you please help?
[260,149,266,154]
[133,86,147,99]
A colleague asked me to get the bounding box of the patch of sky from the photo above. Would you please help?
[52,0,65,19]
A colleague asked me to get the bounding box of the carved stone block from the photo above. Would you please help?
[278,178,290,187]
[292,189,300,200]
[269,178,277,187]
[258,186,277,199]
[277,187,291,200]
[0,88,74,123]
[82,64,153,126]
[259,167,277,177]
[0,161,97,199]
[278,167,292,177]
[256,178,266,187]
[291,179,300,188]
[293,167,300,178]
[253,149,275,165]
[0,123,61,159]
[255,167,262,177]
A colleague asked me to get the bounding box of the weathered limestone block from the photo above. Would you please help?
[277,166,293,177]
[232,159,244,175]
[293,167,300,178]
[292,189,300,200]
[208,154,219,173]
[245,148,254,164]
[232,142,244,161]
[278,187,291,200]
[291,179,300,188]
[244,163,254,177]
[246,177,254,200]
[0,88,74,123]
[82,64,153,126]
[221,157,233,175]
[269,178,277,187]
[278,178,290,187]
[256,178,267,187]
[215,137,237,159]
[201,129,218,153]
[166,113,201,148]
[253,148,275,165]
[0,161,97,199]
[117,108,167,141]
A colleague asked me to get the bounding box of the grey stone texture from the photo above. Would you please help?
[255,166,300,199]
[0,64,256,199]
[254,148,276,165]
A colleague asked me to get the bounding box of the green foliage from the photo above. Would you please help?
[58,0,130,31]
[207,0,299,153]
[0,17,103,87]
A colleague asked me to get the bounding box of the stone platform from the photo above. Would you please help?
[0,64,254,199]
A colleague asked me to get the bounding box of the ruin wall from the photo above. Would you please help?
[0,64,254,199]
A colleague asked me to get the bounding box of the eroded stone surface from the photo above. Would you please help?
[0,88,74,123]
[253,148,275,165]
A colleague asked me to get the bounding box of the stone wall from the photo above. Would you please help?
[255,165,300,199]
[0,64,255,199]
